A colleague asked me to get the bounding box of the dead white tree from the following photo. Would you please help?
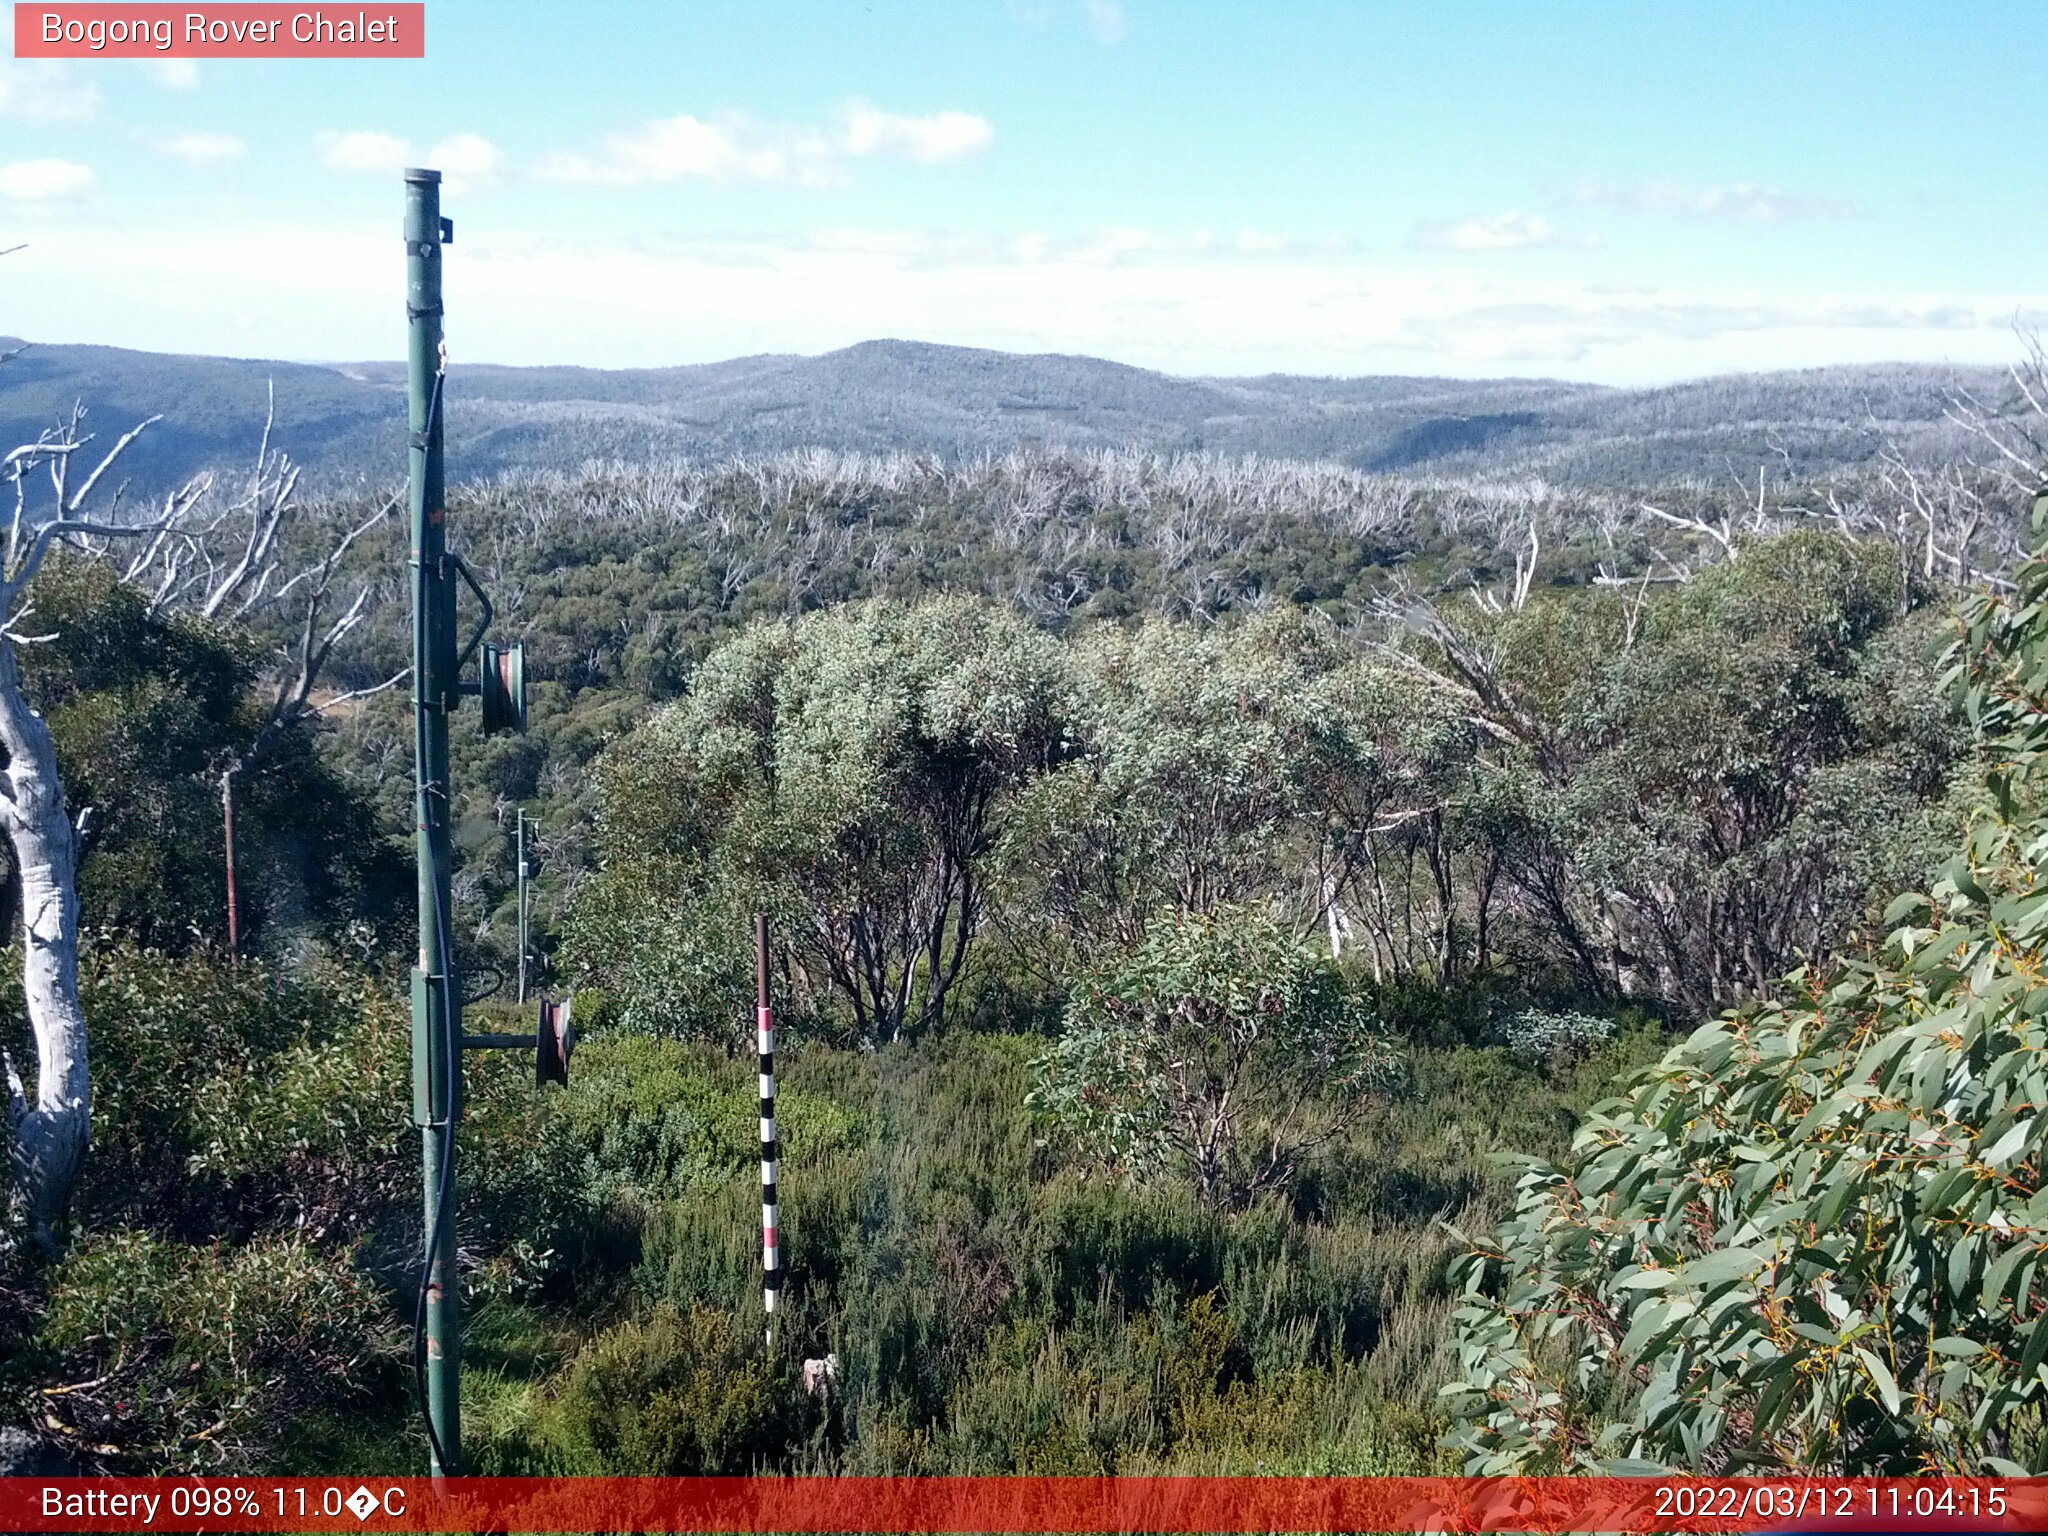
[1,388,403,1244]
[1637,499,1739,564]
[1945,330,2048,501]
[68,387,407,963]
[1470,516,1541,615]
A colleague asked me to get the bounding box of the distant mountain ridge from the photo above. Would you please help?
[0,335,2009,494]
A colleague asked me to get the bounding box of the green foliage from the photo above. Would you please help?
[569,537,1944,1045]
[925,1286,1428,1474]
[2,416,2014,1481]
[35,1229,400,1469]
[0,932,1653,1477]
[559,855,758,1046]
[995,609,1473,981]
[0,943,433,1469]
[570,596,1073,1043]
[1461,535,1956,1013]
[1,943,408,1235]
[1498,1008,1617,1067]
[1442,515,2048,1475]
[608,1025,1523,1475]
[21,559,407,957]
[528,1302,805,1474]
[24,561,253,950]
[1031,905,1402,1206]
[550,1033,864,1211]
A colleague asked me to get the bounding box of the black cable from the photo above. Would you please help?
[411,823,459,1475]
[409,364,459,1476]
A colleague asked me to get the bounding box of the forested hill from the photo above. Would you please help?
[0,333,2008,492]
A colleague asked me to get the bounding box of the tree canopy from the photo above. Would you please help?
[1443,507,2048,1476]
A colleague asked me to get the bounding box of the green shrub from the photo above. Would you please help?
[1029,905,1403,1205]
[531,1302,805,1473]
[1497,1007,1618,1067]
[0,944,413,1237]
[553,1034,863,1210]
[36,1230,399,1470]
[558,865,760,1046]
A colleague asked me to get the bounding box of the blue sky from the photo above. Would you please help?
[2,0,2043,381]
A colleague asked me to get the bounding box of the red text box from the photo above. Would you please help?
[14,4,425,58]
[2,1477,2046,1534]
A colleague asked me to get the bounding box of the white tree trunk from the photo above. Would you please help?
[1322,873,1350,960]
[0,637,87,1250]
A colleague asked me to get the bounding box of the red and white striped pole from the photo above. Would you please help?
[756,913,781,1344]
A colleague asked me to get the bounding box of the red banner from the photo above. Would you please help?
[2,1476,2045,1533]
[13,4,425,58]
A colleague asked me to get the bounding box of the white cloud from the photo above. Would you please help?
[1078,225,1209,263]
[1410,212,1588,252]
[146,59,201,90]
[1569,180,1857,224]
[539,102,992,188]
[19,216,2038,386]
[0,60,99,122]
[1235,228,1285,253]
[538,113,836,187]
[843,101,994,164]
[1084,0,1128,43]
[1008,2,1125,42]
[320,130,502,192]
[1378,295,1977,364]
[804,226,1229,270]
[320,130,412,175]
[162,132,246,164]
[0,159,95,200]
[429,133,503,192]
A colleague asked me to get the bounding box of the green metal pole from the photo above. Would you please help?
[405,166,461,1477]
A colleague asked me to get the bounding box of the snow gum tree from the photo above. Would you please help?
[1443,498,2048,1475]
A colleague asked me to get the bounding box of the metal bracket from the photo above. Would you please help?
[409,371,447,455]
[450,553,494,673]
[410,967,458,1128]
